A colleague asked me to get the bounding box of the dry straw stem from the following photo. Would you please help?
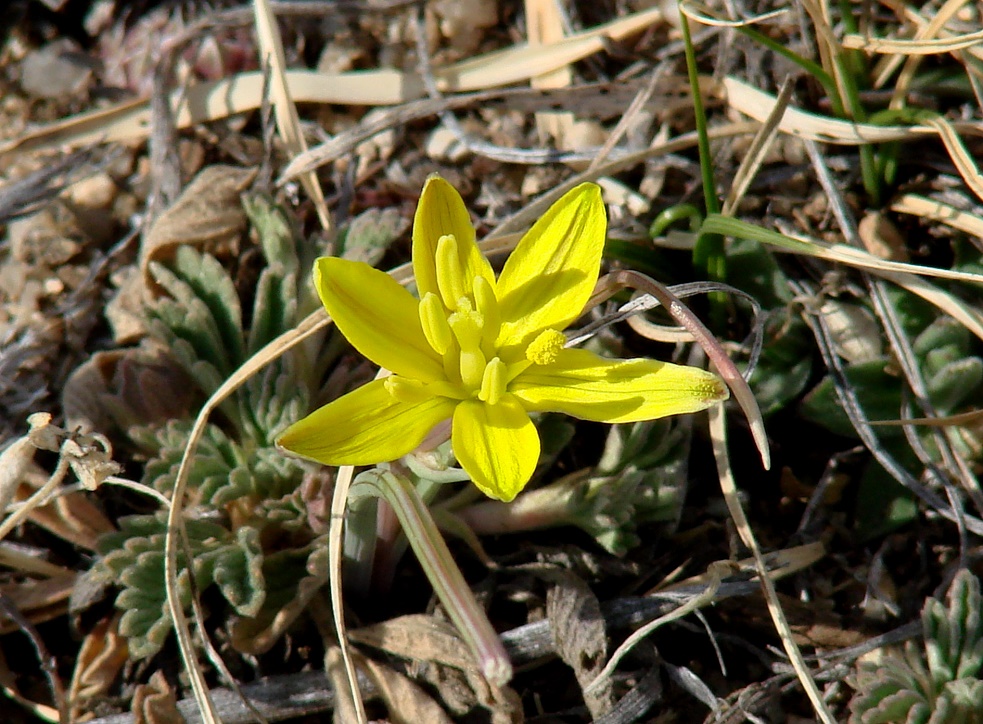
[842,25,983,54]
[707,404,837,724]
[328,460,365,723]
[721,78,795,216]
[727,69,959,135]
[585,560,732,700]
[2,5,667,156]
[524,0,575,144]
[723,75,980,143]
[872,0,971,106]
[252,0,331,231]
[890,194,983,240]
[678,0,788,28]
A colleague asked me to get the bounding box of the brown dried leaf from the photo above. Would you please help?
[419,663,523,723]
[16,474,115,550]
[139,165,257,297]
[350,613,522,720]
[132,670,185,724]
[546,572,612,719]
[62,343,195,436]
[859,211,910,262]
[356,652,454,724]
[0,435,36,521]
[68,615,129,722]
[349,614,477,671]
[0,575,74,634]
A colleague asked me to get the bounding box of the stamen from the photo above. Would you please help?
[435,235,467,310]
[419,292,452,355]
[526,329,567,365]
[473,275,500,345]
[384,376,432,403]
[478,357,507,405]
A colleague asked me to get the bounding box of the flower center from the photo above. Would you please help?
[405,233,512,403]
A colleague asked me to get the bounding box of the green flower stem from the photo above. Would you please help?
[370,472,447,593]
[349,468,512,685]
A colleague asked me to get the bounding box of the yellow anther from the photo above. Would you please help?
[526,329,567,365]
[419,292,452,355]
[473,275,500,344]
[384,376,432,403]
[435,235,467,310]
[478,357,507,405]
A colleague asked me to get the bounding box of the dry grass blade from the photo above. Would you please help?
[890,194,983,239]
[879,0,967,104]
[252,0,331,231]
[842,27,983,54]
[488,121,760,239]
[678,0,788,27]
[525,0,575,144]
[921,114,983,204]
[328,462,365,723]
[721,78,794,215]
[723,76,979,143]
[707,404,836,724]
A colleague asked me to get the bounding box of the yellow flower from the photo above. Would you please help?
[277,176,728,502]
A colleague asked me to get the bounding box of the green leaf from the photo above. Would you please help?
[98,513,234,659]
[854,455,918,540]
[850,569,983,724]
[147,246,245,377]
[727,238,794,307]
[927,358,983,412]
[801,359,904,437]
[213,527,266,617]
[143,420,241,502]
[749,315,813,417]
[235,356,308,445]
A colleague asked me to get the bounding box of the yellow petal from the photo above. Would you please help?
[412,175,495,302]
[510,349,728,423]
[277,379,457,465]
[495,184,606,359]
[452,395,539,502]
[315,257,443,381]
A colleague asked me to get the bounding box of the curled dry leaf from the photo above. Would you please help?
[349,614,478,671]
[350,614,522,720]
[546,572,613,719]
[25,411,121,490]
[355,652,455,724]
[131,670,184,724]
[62,343,196,436]
[139,165,257,297]
[68,614,129,721]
